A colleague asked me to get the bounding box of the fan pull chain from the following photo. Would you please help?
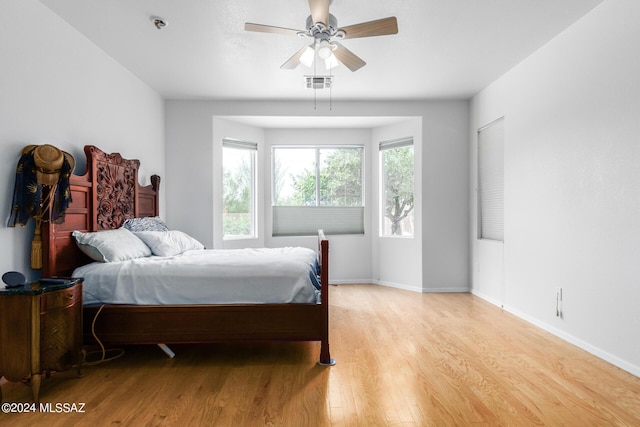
[314,44,318,110]
[329,60,333,111]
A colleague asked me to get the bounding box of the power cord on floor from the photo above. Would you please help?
[82,304,125,365]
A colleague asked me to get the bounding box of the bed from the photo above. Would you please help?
[41,145,334,365]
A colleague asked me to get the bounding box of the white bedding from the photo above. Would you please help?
[73,247,320,305]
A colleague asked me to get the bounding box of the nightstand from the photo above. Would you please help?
[0,278,83,403]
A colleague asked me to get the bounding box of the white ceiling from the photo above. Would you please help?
[40,0,603,101]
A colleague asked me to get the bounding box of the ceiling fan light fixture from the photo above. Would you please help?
[325,54,339,70]
[300,46,315,67]
[317,40,333,59]
[245,1,399,74]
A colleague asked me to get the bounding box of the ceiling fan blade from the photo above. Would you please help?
[281,44,313,69]
[340,17,398,39]
[308,0,330,25]
[244,22,303,37]
[333,42,366,72]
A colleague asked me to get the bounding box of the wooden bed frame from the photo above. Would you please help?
[41,145,334,365]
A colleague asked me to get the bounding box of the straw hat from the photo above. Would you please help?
[27,144,75,186]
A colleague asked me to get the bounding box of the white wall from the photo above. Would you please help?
[470,0,640,376]
[0,0,165,281]
[422,103,472,292]
[165,100,469,289]
[372,119,423,291]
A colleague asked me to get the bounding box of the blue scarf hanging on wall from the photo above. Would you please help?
[7,146,74,227]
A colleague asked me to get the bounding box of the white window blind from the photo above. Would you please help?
[478,118,504,241]
[379,137,413,151]
[223,138,258,151]
[272,206,364,236]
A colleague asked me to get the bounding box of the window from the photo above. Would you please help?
[222,138,257,239]
[477,117,504,241]
[380,138,414,237]
[272,146,364,236]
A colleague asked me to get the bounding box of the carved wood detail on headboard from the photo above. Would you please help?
[90,146,140,230]
[41,145,160,277]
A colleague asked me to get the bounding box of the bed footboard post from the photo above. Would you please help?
[318,230,336,366]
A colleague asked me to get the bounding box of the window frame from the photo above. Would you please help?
[222,138,258,240]
[271,144,365,236]
[379,137,415,238]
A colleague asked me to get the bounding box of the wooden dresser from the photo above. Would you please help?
[0,278,83,403]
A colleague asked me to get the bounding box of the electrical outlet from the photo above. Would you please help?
[555,287,563,318]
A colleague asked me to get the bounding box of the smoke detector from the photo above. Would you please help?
[151,16,168,30]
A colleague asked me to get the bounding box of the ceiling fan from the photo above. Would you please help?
[244,0,398,72]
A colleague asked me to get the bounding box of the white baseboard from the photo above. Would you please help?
[470,289,504,308]
[422,286,471,293]
[373,280,424,293]
[330,279,424,293]
[372,280,470,294]
[329,279,370,286]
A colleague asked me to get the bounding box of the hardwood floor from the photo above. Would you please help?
[1,284,639,426]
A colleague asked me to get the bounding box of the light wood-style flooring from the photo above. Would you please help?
[1,284,639,426]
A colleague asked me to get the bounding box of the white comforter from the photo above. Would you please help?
[74,247,320,305]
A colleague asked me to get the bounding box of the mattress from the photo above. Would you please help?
[73,247,321,305]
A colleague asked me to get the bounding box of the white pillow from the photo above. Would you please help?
[134,230,204,257]
[72,229,152,262]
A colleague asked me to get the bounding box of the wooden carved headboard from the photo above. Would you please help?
[42,145,160,277]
